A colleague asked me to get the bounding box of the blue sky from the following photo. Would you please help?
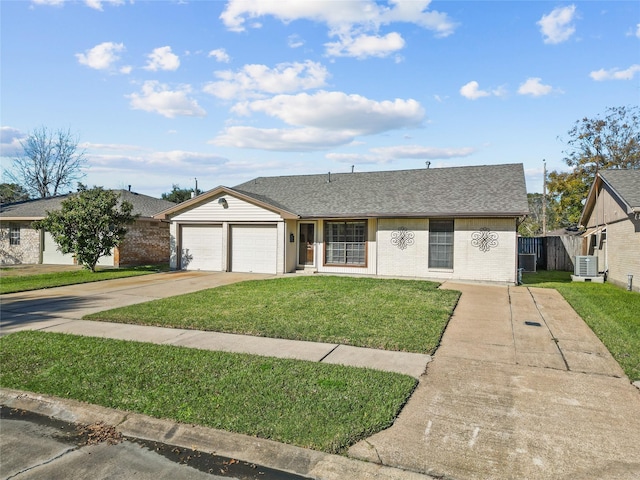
[1,0,638,198]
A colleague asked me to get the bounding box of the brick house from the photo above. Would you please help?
[155,163,530,284]
[579,169,640,292]
[0,190,175,267]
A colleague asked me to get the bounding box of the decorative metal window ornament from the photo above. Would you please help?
[471,227,499,252]
[391,227,415,250]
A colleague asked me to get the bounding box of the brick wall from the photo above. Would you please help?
[0,221,40,265]
[116,220,170,266]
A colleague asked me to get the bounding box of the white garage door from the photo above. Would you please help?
[230,225,277,274]
[42,232,75,265]
[43,232,114,266]
[180,225,223,271]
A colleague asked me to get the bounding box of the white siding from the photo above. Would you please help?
[230,225,277,274]
[170,195,281,223]
[377,219,429,277]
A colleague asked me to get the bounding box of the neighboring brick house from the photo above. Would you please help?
[0,190,175,267]
[155,163,530,284]
[579,169,640,292]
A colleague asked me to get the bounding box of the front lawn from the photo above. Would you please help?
[86,276,461,354]
[0,331,417,453]
[522,271,640,382]
[0,265,167,295]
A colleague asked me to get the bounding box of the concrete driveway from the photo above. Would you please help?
[349,282,640,479]
[0,270,274,335]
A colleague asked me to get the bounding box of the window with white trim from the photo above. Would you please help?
[9,225,20,246]
[429,219,454,269]
[324,220,367,266]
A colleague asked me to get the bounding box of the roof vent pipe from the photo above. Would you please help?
[351,165,354,173]
[426,161,431,169]
[327,172,331,183]
[128,185,131,191]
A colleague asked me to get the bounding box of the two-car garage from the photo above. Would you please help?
[179,224,278,274]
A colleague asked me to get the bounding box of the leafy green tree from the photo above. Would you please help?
[161,184,202,203]
[7,126,87,198]
[548,106,640,226]
[34,186,137,272]
[0,183,30,204]
[518,193,560,237]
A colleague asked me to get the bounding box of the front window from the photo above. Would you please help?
[9,225,20,245]
[324,220,367,266]
[429,219,454,269]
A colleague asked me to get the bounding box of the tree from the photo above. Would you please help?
[161,184,202,203]
[7,126,87,198]
[0,183,30,204]
[548,106,640,226]
[518,193,560,237]
[34,186,137,272]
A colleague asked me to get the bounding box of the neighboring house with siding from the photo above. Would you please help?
[154,163,529,284]
[0,190,174,267]
[579,169,640,292]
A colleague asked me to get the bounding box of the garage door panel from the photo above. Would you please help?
[42,232,75,265]
[231,225,277,274]
[181,225,223,271]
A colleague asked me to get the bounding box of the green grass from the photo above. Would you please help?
[522,271,640,382]
[0,331,417,453]
[86,276,460,354]
[0,265,167,294]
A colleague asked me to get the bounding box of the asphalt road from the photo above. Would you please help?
[0,406,308,480]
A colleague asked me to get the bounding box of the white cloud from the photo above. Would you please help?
[127,81,206,118]
[0,126,26,157]
[590,64,640,81]
[208,48,231,63]
[212,126,356,151]
[288,34,304,48]
[220,0,457,58]
[84,0,124,10]
[459,81,490,100]
[75,42,125,70]
[144,46,180,71]
[537,5,577,44]
[459,81,508,100]
[212,91,424,151]
[203,61,329,100]
[32,0,124,9]
[517,77,554,96]
[370,145,475,159]
[637,23,640,38]
[233,91,423,133]
[325,32,405,58]
[325,144,475,165]
[119,65,133,74]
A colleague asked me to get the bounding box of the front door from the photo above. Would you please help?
[298,223,315,266]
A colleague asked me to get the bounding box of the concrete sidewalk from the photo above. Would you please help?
[349,282,640,479]
[0,271,430,378]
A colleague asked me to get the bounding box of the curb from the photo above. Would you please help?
[0,388,435,480]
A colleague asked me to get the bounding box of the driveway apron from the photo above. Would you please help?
[349,282,640,480]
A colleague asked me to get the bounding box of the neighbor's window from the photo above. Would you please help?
[324,220,367,266]
[429,219,454,269]
[9,225,20,246]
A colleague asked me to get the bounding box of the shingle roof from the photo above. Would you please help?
[232,163,529,218]
[600,169,640,209]
[0,190,175,220]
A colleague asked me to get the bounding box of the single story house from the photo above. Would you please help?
[154,163,529,284]
[0,190,175,267]
[579,169,640,292]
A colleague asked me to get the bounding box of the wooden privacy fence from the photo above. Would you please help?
[518,235,583,271]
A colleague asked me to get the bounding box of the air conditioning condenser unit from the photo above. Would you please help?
[574,255,598,277]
